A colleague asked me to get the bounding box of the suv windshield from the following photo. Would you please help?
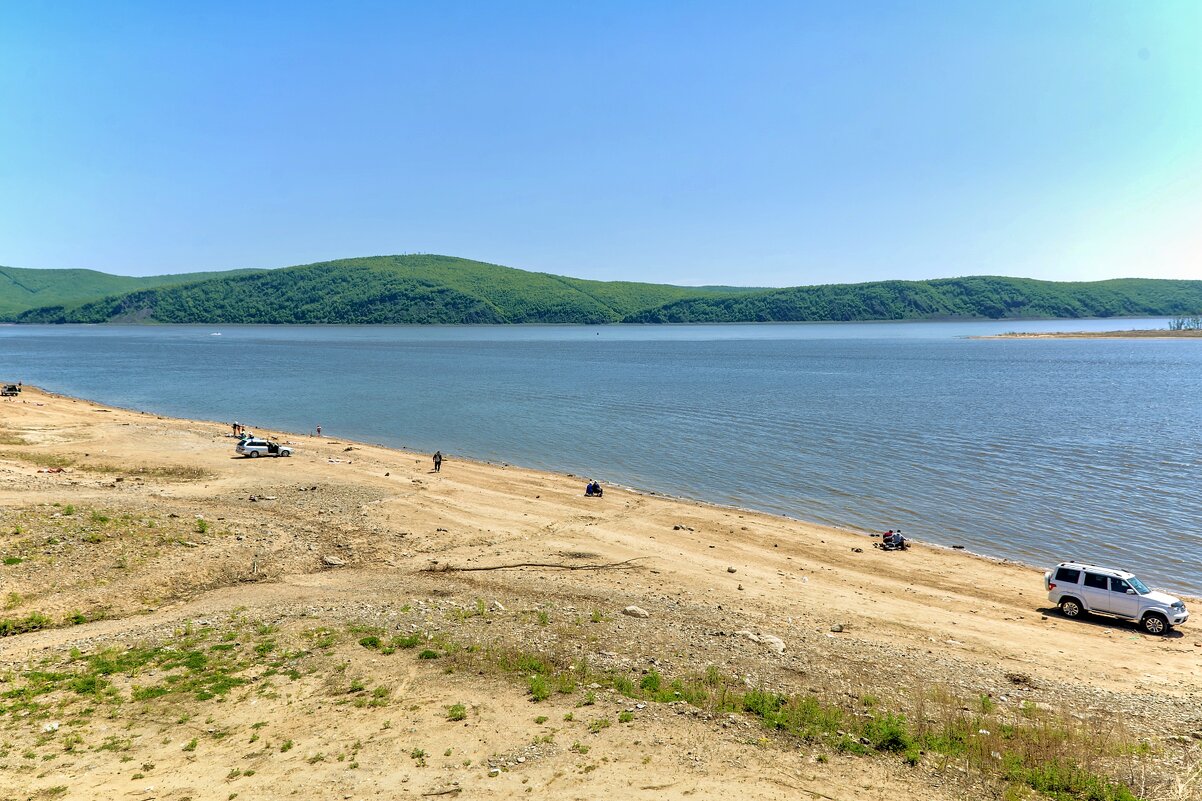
[1128,577,1150,595]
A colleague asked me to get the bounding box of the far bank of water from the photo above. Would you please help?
[2,318,1199,593]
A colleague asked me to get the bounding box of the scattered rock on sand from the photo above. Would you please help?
[830,623,845,633]
[726,566,737,573]
[622,605,650,618]
[759,635,785,655]
[322,555,347,567]
[734,630,785,654]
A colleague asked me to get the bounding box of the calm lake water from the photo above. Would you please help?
[2,319,1200,594]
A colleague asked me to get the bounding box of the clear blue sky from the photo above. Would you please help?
[1,1,1199,286]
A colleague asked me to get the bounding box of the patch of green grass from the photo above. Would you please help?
[3,556,23,566]
[446,703,467,721]
[0,611,51,637]
[418,649,439,660]
[527,675,550,702]
[182,738,198,752]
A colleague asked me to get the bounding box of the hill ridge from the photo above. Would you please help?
[6,255,1202,324]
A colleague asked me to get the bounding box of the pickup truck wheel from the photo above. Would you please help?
[1059,598,1083,619]
[249,451,260,458]
[1141,613,1168,635]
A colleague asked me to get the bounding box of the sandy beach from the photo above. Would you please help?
[975,330,1202,339]
[1,386,1199,801]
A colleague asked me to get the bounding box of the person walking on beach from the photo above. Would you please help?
[233,421,239,436]
[316,425,322,437]
[432,451,443,472]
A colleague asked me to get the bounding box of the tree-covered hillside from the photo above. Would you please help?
[10,255,1202,325]
[0,265,262,319]
[623,276,1202,323]
[13,256,731,324]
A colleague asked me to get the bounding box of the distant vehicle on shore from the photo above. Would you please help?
[236,438,293,458]
[1,383,20,396]
[1045,562,1188,635]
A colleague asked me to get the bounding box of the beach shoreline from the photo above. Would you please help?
[971,329,1202,339]
[11,384,1118,597]
[2,386,1199,800]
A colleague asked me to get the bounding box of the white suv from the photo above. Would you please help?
[1044,562,1188,635]
[236,438,293,458]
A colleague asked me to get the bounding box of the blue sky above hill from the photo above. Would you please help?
[1,1,1198,285]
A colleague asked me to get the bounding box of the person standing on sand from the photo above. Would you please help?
[316,425,322,437]
[433,451,442,472]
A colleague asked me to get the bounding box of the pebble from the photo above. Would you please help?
[322,555,347,567]
[622,606,650,618]
[727,566,737,573]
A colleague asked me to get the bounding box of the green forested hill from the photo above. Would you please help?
[624,276,1202,322]
[8,255,1202,324]
[0,265,262,319]
[12,255,732,324]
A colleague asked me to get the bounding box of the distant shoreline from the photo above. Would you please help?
[974,329,1202,340]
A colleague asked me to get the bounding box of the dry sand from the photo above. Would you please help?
[975,330,1202,339]
[1,387,1199,801]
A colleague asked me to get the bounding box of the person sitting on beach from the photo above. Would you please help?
[585,481,603,497]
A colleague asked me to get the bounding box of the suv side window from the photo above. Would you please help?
[1110,578,1131,593]
[1083,573,1109,590]
[1054,568,1081,584]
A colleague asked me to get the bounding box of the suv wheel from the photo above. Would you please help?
[249,450,260,458]
[1059,598,1083,619]
[1141,613,1168,635]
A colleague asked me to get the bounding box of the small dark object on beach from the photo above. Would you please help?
[952,545,965,549]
